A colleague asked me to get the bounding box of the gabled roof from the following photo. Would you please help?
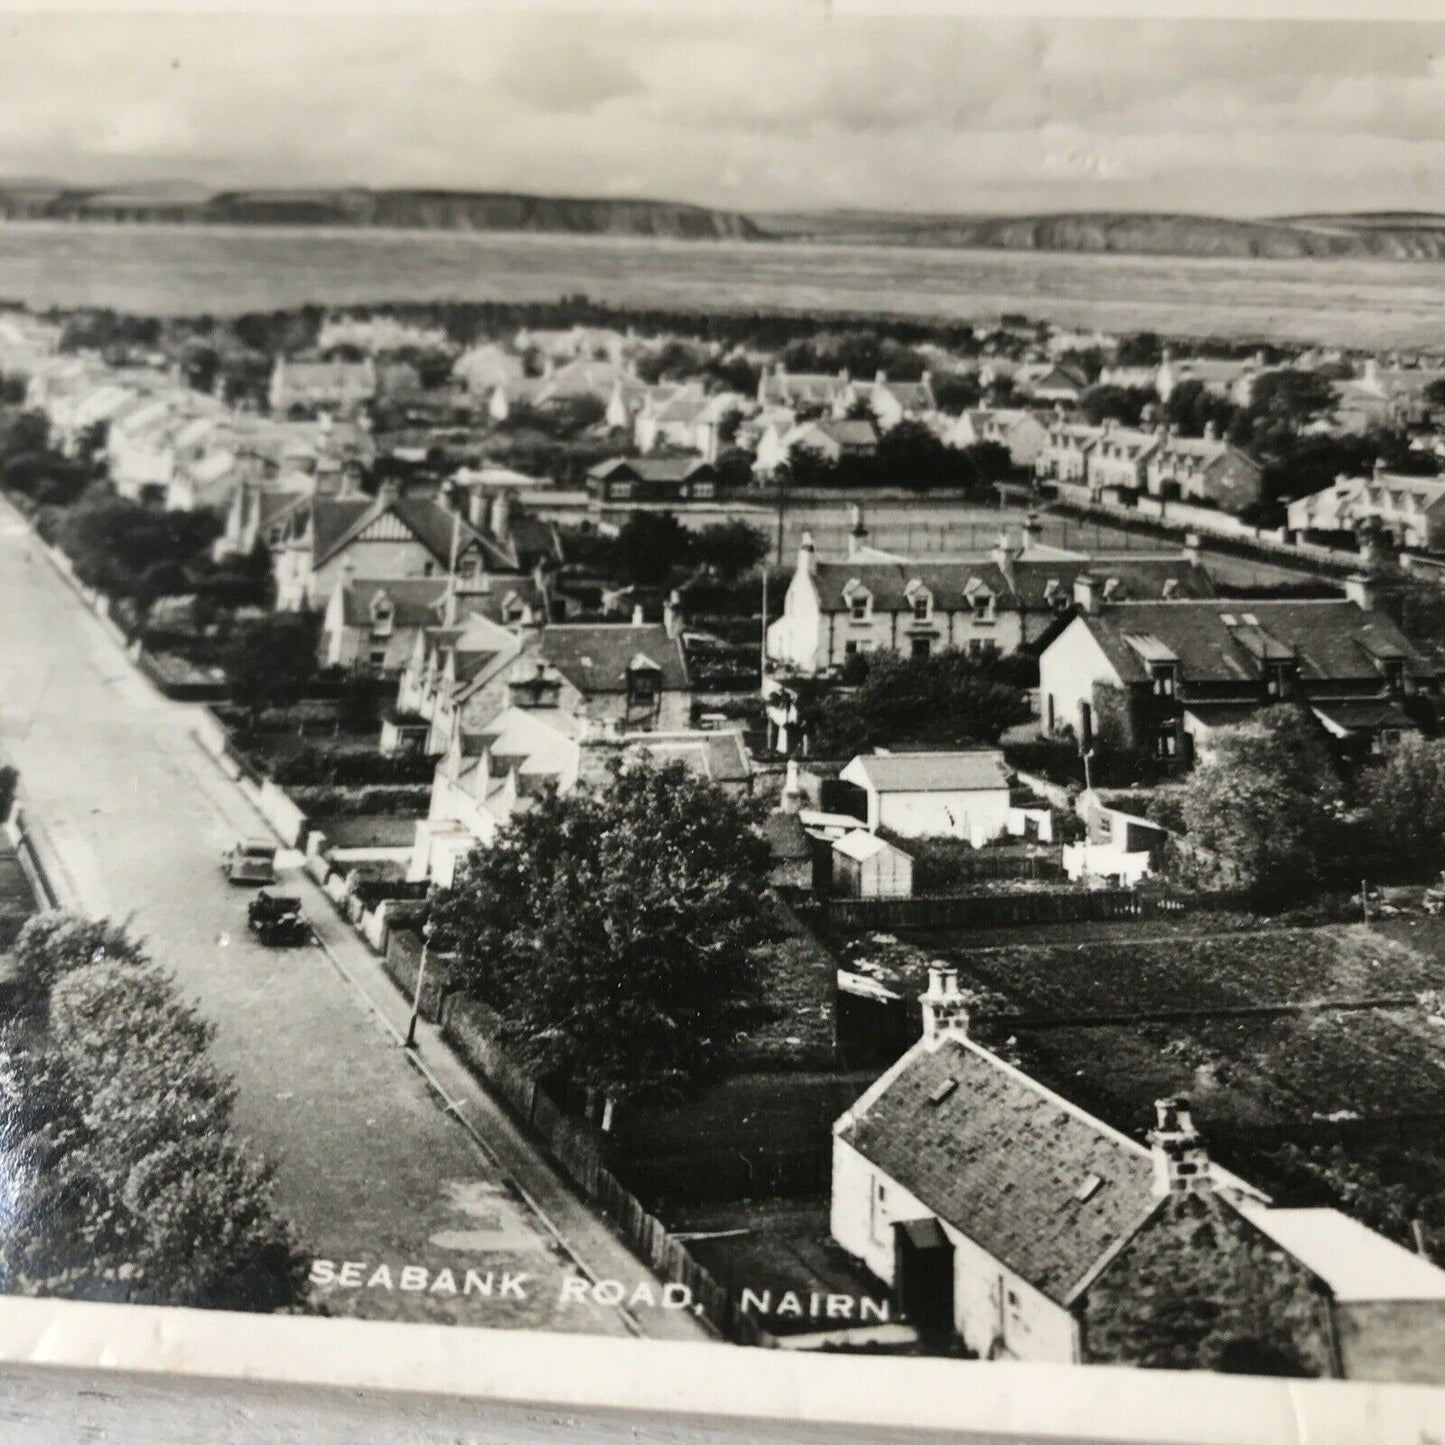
[839,1036,1161,1305]
[760,370,849,406]
[833,829,909,862]
[1074,600,1433,686]
[312,494,514,572]
[847,750,1010,794]
[536,624,690,695]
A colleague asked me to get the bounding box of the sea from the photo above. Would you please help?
[0,221,1442,350]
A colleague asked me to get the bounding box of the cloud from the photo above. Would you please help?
[0,12,1436,216]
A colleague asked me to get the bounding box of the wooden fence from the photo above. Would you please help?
[821,886,1161,930]
[381,935,768,1345]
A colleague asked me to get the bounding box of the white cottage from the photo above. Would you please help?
[839,751,1011,844]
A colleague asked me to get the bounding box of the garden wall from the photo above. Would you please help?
[820,887,1224,930]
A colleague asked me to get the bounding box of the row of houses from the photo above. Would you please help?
[1035,417,1265,512]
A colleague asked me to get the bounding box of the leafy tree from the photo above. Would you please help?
[1175,706,1342,896]
[612,510,693,587]
[807,650,1032,756]
[930,369,981,415]
[1080,384,1156,428]
[1247,369,1336,428]
[10,912,148,1015]
[121,1135,303,1311]
[222,614,320,717]
[691,519,767,582]
[56,494,221,596]
[431,760,772,1099]
[1162,379,1240,440]
[1424,378,1445,410]
[1115,332,1164,368]
[1358,736,1445,877]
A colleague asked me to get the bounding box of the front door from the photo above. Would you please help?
[894,1218,954,1334]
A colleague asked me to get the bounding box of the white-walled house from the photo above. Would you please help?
[839,751,1012,843]
[831,968,1445,1377]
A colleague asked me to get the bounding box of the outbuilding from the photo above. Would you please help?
[831,830,915,899]
[839,751,1012,844]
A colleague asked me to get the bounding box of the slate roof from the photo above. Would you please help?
[312,495,514,572]
[589,457,716,484]
[840,1037,1159,1305]
[848,751,1010,795]
[621,729,750,785]
[810,557,1213,613]
[536,624,690,695]
[339,577,451,628]
[760,371,849,406]
[800,417,878,449]
[1078,600,1433,686]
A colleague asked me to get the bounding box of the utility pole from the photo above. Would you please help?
[404,919,435,1049]
[774,466,788,567]
[759,566,769,684]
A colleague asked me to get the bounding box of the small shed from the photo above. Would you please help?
[832,831,914,900]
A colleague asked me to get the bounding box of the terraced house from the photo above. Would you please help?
[765,518,1214,677]
[1037,576,1436,766]
[1142,423,1264,512]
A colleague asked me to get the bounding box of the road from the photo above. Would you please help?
[0,506,708,1341]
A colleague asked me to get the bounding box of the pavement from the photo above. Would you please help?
[0,504,709,1342]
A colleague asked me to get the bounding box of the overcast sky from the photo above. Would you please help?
[0,11,1440,217]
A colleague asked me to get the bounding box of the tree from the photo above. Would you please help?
[10,912,148,1015]
[807,650,1032,756]
[691,519,767,582]
[1358,736,1445,877]
[1115,332,1164,368]
[930,370,982,416]
[1424,378,1445,411]
[222,614,321,718]
[1080,384,1156,428]
[612,510,693,588]
[1175,706,1342,896]
[1247,369,1336,428]
[431,760,773,1099]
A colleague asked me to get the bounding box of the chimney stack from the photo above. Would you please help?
[1344,571,1376,612]
[467,483,486,530]
[490,488,513,543]
[993,528,1021,571]
[1373,457,1387,481]
[779,757,803,815]
[921,964,969,1046]
[631,603,645,626]
[1148,1098,1213,1197]
[847,503,869,560]
[663,588,683,639]
[796,531,817,578]
[1021,512,1043,551]
[874,369,887,386]
[1183,532,1202,569]
[1203,420,1218,442]
[1073,573,1100,614]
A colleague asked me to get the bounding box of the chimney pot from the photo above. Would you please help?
[1344,571,1376,612]
[631,603,645,626]
[921,964,969,1045]
[1073,573,1100,613]
[1148,1096,1213,1197]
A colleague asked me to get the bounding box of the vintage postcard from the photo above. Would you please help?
[0,2,1443,1439]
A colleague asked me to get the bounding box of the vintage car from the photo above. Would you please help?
[222,838,277,886]
[246,890,310,947]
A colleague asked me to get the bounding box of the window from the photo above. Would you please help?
[845,640,859,657]
[911,638,932,660]
[972,593,993,624]
[1152,664,1176,698]
[849,590,870,622]
[422,562,435,577]
[1157,724,1178,759]
[611,481,634,499]
[368,648,387,669]
[1265,663,1295,700]
[910,588,931,622]
[1384,659,1405,693]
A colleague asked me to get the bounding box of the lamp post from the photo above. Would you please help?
[404,918,435,1050]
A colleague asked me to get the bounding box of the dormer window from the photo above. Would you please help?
[906,582,932,623]
[1152,664,1177,698]
[370,595,395,636]
[1383,658,1405,694]
[846,584,872,622]
[971,590,994,624]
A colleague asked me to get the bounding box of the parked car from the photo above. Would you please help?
[247,890,311,947]
[222,838,277,886]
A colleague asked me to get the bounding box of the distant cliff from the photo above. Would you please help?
[757,209,1445,261]
[1,185,1443,259]
[0,185,760,241]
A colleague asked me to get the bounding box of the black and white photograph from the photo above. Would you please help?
[0,3,1443,1438]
